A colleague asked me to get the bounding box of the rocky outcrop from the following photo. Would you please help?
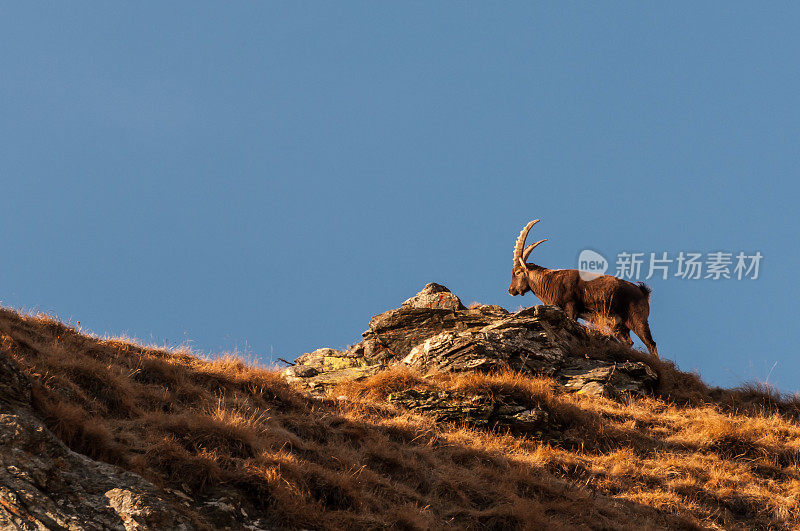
[286,283,658,401]
[0,353,193,530]
[386,389,553,437]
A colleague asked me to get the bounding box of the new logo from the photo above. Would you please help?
[578,249,608,281]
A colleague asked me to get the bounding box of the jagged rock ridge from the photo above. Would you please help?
[286,283,658,415]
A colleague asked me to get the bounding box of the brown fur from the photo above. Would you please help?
[509,224,659,358]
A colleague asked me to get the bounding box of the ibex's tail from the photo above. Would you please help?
[636,282,652,301]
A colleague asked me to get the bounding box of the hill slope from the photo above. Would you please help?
[0,285,798,530]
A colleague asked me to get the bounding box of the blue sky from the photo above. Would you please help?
[2,4,798,391]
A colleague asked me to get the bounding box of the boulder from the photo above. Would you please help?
[401,282,466,311]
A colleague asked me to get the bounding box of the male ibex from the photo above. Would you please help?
[508,219,659,358]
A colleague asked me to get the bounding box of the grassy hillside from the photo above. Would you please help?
[1,306,798,529]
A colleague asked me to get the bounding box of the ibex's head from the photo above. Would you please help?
[508,219,547,296]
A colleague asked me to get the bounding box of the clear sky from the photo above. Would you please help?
[2,4,798,392]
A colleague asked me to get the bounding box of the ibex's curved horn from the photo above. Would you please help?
[522,239,548,262]
[513,219,540,268]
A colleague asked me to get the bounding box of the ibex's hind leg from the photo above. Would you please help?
[611,324,634,347]
[631,320,658,358]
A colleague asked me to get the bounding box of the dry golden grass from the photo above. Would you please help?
[1,306,799,529]
[584,310,619,338]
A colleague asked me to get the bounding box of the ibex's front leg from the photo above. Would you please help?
[562,302,579,321]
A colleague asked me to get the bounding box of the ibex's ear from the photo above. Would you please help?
[517,258,527,270]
